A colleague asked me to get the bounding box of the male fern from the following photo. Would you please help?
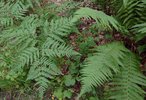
[72,7,119,31]
[105,53,146,100]
[79,42,129,97]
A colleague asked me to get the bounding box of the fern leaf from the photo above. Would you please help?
[43,18,75,42]
[0,1,27,26]
[132,23,146,41]
[16,47,39,66]
[7,47,39,78]
[27,57,61,99]
[42,37,79,57]
[105,53,146,100]
[0,15,39,47]
[117,0,146,28]
[72,7,119,31]
[79,42,129,97]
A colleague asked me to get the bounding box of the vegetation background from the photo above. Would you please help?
[0,0,146,100]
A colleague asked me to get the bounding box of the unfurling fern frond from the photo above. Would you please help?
[72,7,119,31]
[27,57,61,99]
[79,42,129,97]
[105,53,146,100]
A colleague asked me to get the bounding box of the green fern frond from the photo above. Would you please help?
[117,0,146,28]
[55,0,79,14]
[7,47,39,78]
[15,47,39,66]
[132,23,146,41]
[79,42,129,97]
[42,37,79,57]
[50,18,74,36]
[27,57,61,98]
[105,53,146,100]
[0,1,27,26]
[0,15,39,47]
[72,7,119,31]
[43,18,75,42]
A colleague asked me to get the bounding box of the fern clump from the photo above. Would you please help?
[0,0,146,100]
[0,0,79,99]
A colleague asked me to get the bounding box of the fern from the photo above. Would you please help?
[14,47,39,66]
[117,0,146,29]
[132,23,146,41]
[72,7,119,31]
[44,18,75,42]
[105,53,146,100]
[55,0,79,14]
[79,42,129,97]
[0,1,27,26]
[27,57,61,99]
[0,1,146,99]
[0,15,39,48]
[6,47,39,79]
[79,42,146,99]
[114,0,146,55]
[42,37,79,57]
